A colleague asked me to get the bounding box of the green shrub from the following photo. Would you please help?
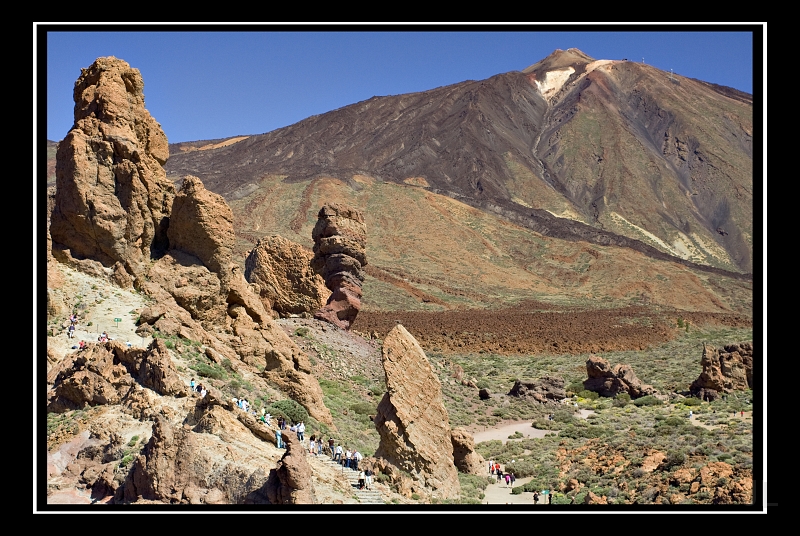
[411,493,421,501]
[566,380,585,394]
[266,399,309,425]
[663,417,685,426]
[127,435,140,447]
[191,362,227,380]
[682,397,702,406]
[349,402,374,415]
[476,379,490,389]
[613,393,631,407]
[294,327,310,337]
[633,395,662,407]
[579,390,599,400]
[662,449,686,469]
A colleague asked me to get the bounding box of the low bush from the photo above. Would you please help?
[266,399,309,425]
[633,395,662,407]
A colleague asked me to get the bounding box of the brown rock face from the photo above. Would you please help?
[583,355,657,399]
[311,203,367,330]
[116,414,271,504]
[168,176,234,278]
[450,428,486,476]
[50,56,174,280]
[373,324,460,499]
[264,431,316,504]
[245,235,329,317]
[507,376,567,403]
[690,341,753,396]
[47,339,185,413]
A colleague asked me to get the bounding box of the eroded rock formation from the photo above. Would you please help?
[47,339,186,413]
[450,428,486,476]
[49,56,174,282]
[245,235,329,317]
[311,203,367,330]
[264,431,316,504]
[115,414,271,504]
[583,355,657,399]
[373,324,460,499]
[507,376,566,403]
[690,342,753,397]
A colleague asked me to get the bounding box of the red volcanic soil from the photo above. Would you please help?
[353,303,751,356]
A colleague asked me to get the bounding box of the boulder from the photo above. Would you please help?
[450,428,486,476]
[373,324,460,499]
[264,430,316,504]
[245,235,329,317]
[690,342,753,396]
[583,355,657,399]
[311,203,367,330]
[507,376,566,403]
[50,56,174,281]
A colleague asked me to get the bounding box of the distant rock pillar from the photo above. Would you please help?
[311,203,367,330]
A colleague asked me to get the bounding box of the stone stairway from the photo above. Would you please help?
[315,456,384,504]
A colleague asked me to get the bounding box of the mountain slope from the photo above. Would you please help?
[164,48,753,276]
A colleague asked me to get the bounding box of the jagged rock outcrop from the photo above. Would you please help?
[690,341,753,397]
[450,428,486,476]
[264,430,316,504]
[46,339,186,413]
[311,203,367,330]
[373,324,460,500]
[115,414,271,504]
[49,56,174,282]
[583,355,657,399]
[507,376,566,403]
[168,175,235,280]
[245,235,329,317]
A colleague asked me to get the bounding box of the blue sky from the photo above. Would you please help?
[39,24,762,144]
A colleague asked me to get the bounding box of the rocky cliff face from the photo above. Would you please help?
[311,203,367,330]
[50,57,174,282]
[244,235,329,317]
[373,324,460,500]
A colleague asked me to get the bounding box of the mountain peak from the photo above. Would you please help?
[522,48,596,75]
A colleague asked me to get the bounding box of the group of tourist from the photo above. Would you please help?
[189,378,207,398]
[489,460,515,487]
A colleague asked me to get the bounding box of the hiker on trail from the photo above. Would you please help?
[190,378,196,391]
[358,470,366,490]
[334,444,343,463]
[533,491,539,504]
[353,450,363,471]
[489,460,494,475]
[364,468,373,490]
[689,410,693,419]
[328,437,335,457]
[505,473,511,487]
[68,324,75,339]
[344,448,352,468]
[297,422,305,442]
[276,428,283,449]
[78,340,86,350]
[309,437,316,454]
[510,473,516,486]
[497,467,503,482]
[200,386,207,398]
